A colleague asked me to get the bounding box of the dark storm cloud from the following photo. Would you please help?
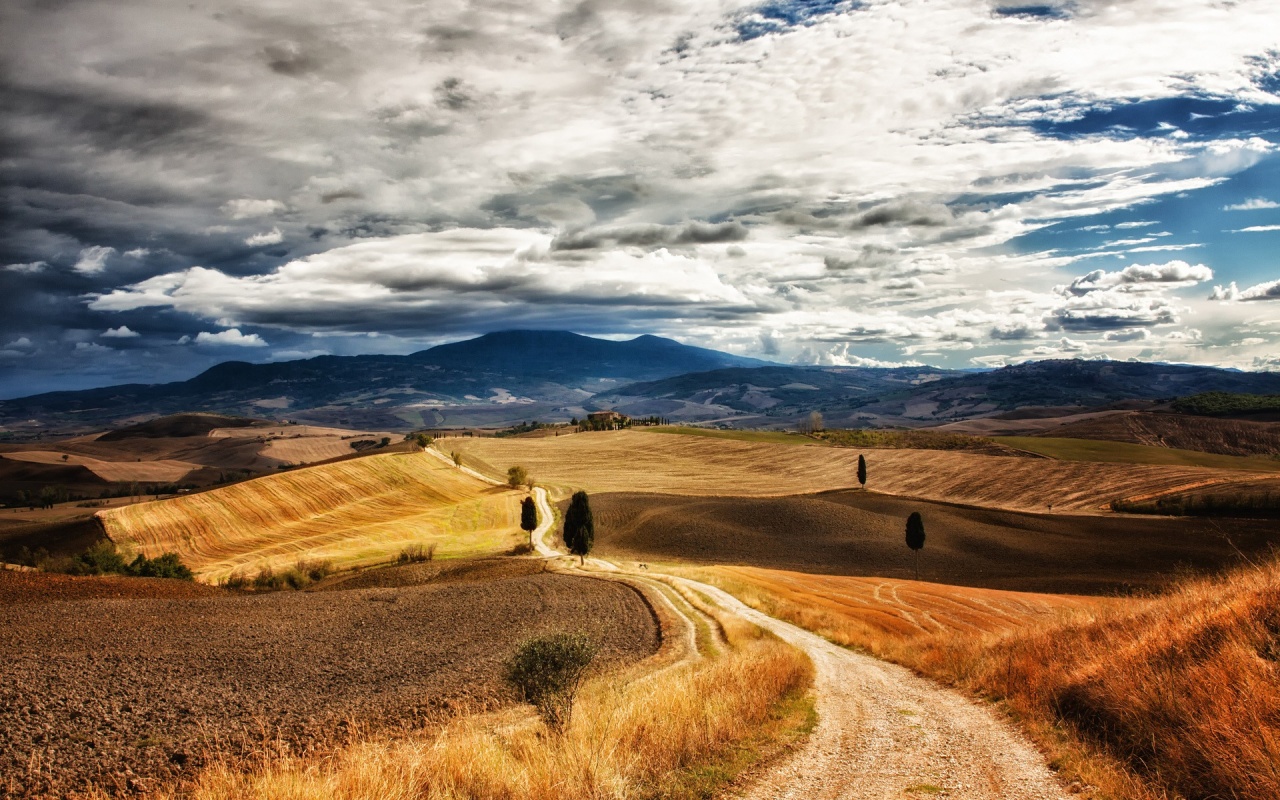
[551,221,747,250]
[849,200,955,230]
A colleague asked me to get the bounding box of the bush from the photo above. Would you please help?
[505,632,597,732]
[398,543,436,564]
[128,552,194,580]
[253,566,284,590]
[507,465,528,488]
[223,571,248,590]
[52,541,195,581]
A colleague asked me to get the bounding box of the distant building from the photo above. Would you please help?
[584,410,629,430]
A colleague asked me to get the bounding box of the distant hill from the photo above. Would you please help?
[98,413,269,441]
[603,360,1280,427]
[0,331,773,432]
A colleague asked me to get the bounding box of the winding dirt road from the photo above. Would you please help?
[684,580,1070,799]
[432,446,1070,799]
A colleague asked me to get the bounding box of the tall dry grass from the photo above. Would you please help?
[142,589,813,800]
[705,559,1280,800]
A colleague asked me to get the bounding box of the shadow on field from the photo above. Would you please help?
[590,490,1280,594]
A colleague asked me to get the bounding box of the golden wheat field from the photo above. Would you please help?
[99,452,524,582]
[261,436,362,464]
[446,430,1269,511]
[0,451,200,483]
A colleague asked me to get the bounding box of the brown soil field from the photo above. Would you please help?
[447,429,1272,512]
[1032,411,1280,457]
[0,515,106,562]
[0,451,199,483]
[691,565,1104,639]
[589,490,1280,594]
[99,452,525,582]
[0,559,660,799]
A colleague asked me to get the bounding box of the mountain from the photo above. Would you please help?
[601,360,1280,428]
[0,331,772,432]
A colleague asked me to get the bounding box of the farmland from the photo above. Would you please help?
[589,489,1278,593]
[446,429,1276,512]
[100,451,525,582]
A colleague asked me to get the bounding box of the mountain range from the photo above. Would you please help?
[3,330,1279,434]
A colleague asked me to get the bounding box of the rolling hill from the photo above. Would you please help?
[99,450,525,582]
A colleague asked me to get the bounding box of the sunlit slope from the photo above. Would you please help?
[100,452,523,581]
[447,430,1271,511]
[695,566,1104,640]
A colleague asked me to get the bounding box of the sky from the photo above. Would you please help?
[2,0,1279,397]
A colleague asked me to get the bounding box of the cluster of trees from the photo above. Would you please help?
[40,540,195,581]
[1170,391,1280,416]
[496,421,547,438]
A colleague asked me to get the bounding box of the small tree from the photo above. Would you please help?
[451,450,462,467]
[563,490,594,565]
[412,432,432,450]
[905,511,926,580]
[505,633,596,732]
[521,495,539,547]
[809,410,824,433]
[508,465,529,489]
[857,454,867,489]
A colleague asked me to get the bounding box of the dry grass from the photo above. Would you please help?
[1034,411,1280,458]
[687,566,1107,641]
[262,435,364,464]
[700,560,1280,800]
[133,583,814,800]
[0,451,199,482]
[447,430,1270,512]
[99,452,523,583]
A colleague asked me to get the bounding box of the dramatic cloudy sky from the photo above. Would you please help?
[3,0,1279,395]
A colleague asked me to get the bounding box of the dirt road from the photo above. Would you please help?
[439,445,1072,798]
[686,579,1070,800]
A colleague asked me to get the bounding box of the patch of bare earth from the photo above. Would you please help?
[0,560,659,799]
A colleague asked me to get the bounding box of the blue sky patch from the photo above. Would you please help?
[993,4,1073,20]
[735,0,861,41]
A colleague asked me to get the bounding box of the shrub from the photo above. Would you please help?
[253,566,283,590]
[507,465,528,488]
[505,632,597,732]
[398,543,436,564]
[223,571,248,590]
[66,541,129,576]
[129,552,194,581]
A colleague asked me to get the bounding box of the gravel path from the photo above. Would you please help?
[684,580,1069,800]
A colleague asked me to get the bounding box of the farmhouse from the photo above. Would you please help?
[583,410,630,430]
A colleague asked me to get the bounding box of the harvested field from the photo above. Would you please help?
[0,451,199,483]
[1029,410,1280,458]
[691,566,1103,641]
[590,490,1280,593]
[260,435,360,464]
[0,560,660,799]
[100,452,524,582]
[997,436,1280,472]
[447,429,1274,512]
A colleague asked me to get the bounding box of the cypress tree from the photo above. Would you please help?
[563,491,594,565]
[521,495,539,547]
[857,454,867,489]
[905,511,926,580]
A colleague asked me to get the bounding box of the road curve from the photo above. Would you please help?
[427,445,1069,798]
[680,578,1070,800]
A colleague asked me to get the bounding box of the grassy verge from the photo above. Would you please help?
[692,560,1280,800]
[640,426,830,446]
[136,580,814,800]
[995,436,1280,472]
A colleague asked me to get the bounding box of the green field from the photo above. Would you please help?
[641,426,830,446]
[996,437,1280,473]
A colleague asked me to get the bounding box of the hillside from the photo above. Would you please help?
[445,429,1275,513]
[0,331,772,432]
[1023,411,1280,457]
[590,489,1277,593]
[99,451,524,582]
[603,360,1280,427]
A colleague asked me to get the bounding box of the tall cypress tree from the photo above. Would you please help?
[905,512,926,580]
[563,491,595,565]
[520,495,539,548]
[857,454,867,489]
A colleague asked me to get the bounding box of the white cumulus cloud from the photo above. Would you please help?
[100,326,140,338]
[73,246,116,275]
[244,227,284,247]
